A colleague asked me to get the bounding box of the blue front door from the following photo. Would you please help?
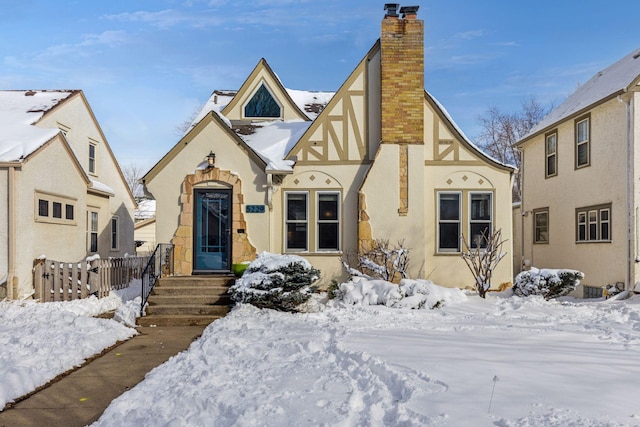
[194,189,231,272]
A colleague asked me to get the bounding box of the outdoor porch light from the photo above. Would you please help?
[206,151,216,168]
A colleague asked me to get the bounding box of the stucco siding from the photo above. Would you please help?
[521,98,628,289]
[0,168,8,287]
[147,119,269,255]
[15,140,89,297]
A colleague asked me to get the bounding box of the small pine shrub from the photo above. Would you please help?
[513,268,584,300]
[229,252,320,312]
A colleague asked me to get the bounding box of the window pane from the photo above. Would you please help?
[439,223,460,251]
[470,223,491,248]
[547,154,556,176]
[318,223,339,250]
[65,204,74,220]
[111,218,118,249]
[91,212,98,232]
[90,233,98,252]
[439,194,460,221]
[577,142,589,166]
[546,134,556,154]
[52,202,62,218]
[244,85,281,118]
[471,193,491,221]
[601,222,610,241]
[588,211,598,240]
[578,224,586,241]
[89,144,96,173]
[38,199,49,217]
[535,212,549,243]
[577,120,588,143]
[287,194,307,221]
[287,223,307,250]
[318,194,338,221]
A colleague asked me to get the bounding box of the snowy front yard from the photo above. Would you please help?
[94,293,640,426]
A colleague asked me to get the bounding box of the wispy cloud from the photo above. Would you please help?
[491,41,519,47]
[103,9,223,29]
[454,29,488,40]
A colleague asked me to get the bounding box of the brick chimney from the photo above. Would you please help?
[381,4,424,145]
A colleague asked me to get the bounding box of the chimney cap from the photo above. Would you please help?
[384,3,400,17]
[399,5,419,18]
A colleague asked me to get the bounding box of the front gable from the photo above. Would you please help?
[286,44,376,165]
[424,92,514,172]
[222,59,309,122]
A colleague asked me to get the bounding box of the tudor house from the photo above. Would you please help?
[0,90,136,299]
[516,48,640,296]
[142,5,515,289]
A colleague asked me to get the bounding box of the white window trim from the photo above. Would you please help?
[533,208,549,244]
[88,210,99,253]
[437,191,462,253]
[284,191,309,252]
[576,204,611,243]
[545,132,557,177]
[575,117,590,168]
[316,191,341,252]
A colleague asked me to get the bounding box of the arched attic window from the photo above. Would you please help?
[244,83,281,118]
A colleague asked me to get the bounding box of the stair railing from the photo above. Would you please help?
[140,243,174,316]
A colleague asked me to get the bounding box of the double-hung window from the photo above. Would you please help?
[88,142,97,174]
[534,208,549,244]
[89,211,99,252]
[575,115,590,168]
[438,192,461,252]
[317,192,340,251]
[576,204,610,242]
[545,131,557,177]
[285,190,342,252]
[470,193,492,249]
[285,192,308,251]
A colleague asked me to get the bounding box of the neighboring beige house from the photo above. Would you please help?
[0,90,136,299]
[516,48,640,296]
[134,199,156,255]
[143,5,515,289]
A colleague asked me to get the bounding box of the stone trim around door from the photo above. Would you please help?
[171,168,257,276]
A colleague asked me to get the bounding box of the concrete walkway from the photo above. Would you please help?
[0,325,207,427]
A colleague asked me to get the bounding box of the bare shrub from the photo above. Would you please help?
[461,229,507,298]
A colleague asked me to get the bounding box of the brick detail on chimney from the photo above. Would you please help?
[381,15,424,145]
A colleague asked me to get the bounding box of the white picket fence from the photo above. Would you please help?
[33,256,150,302]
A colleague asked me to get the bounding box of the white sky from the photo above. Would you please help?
[1,1,638,171]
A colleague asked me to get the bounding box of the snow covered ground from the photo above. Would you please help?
[0,282,140,409]
[94,290,640,426]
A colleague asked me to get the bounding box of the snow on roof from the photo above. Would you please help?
[186,87,333,172]
[239,120,311,172]
[90,179,115,195]
[425,91,515,170]
[0,90,74,162]
[524,48,640,139]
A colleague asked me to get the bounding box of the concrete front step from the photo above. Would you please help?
[146,304,230,316]
[149,294,232,306]
[157,276,236,287]
[137,314,225,327]
[151,285,231,296]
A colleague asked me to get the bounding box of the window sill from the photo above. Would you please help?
[575,240,611,244]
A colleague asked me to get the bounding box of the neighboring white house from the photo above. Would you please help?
[516,48,640,296]
[0,90,136,299]
[142,5,515,289]
[134,199,156,255]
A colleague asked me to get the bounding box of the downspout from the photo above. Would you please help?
[621,93,635,291]
[7,165,17,299]
[267,173,274,252]
[518,147,526,272]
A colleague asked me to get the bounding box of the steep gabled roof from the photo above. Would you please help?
[519,48,640,145]
[425,91,516,172]
[222,58,312,122]
[0,90,76,162]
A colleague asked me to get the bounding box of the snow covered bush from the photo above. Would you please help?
[339,277,466,309]
[513,267,584,300]
[342,239,409,282]
[229,252,320,312]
